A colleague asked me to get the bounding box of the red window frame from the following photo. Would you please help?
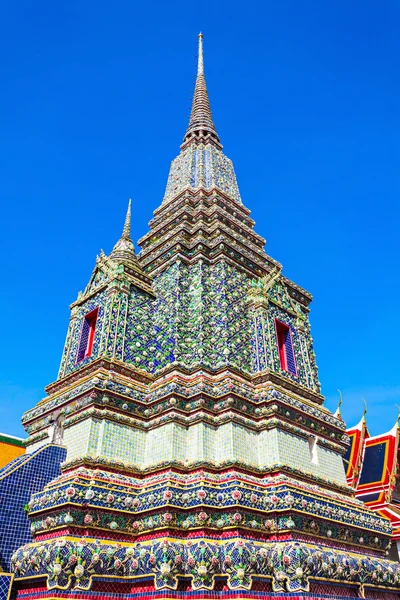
[274,319,297,376]
[76,307,99,364]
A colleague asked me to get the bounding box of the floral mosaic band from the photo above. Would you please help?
[12,537,400,594]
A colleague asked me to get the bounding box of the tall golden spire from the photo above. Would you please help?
[182,34,221,148]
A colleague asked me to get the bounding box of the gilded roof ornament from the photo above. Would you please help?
[362,397,368,418]
[334,389,343,419]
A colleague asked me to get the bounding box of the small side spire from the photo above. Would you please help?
[182,33,221,149]
[110,199,138,266]
[122,198,132,240]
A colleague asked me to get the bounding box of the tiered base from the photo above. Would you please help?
[13,578,400,600]
[11,535,400,599]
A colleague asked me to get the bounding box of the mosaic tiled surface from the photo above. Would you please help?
[58,261,319,389]
[14,581,398,600]
[0,575,13,600]
[164,143,242,204]
[59,291,107,377]
[11,537,400,594]
[0,444,66,571]
[61,418,346,485]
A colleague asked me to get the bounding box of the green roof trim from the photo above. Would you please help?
[0,434,25,448]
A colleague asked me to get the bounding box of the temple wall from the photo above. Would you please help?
[258,429,281,466]
[230,423,259,465]
[316,443,348,485]
[25,439,47,453]
[63,419,93,457]
[62,419,347,486]
[59,290,108,378]
[274,429,347,486]
[250,300,319,392]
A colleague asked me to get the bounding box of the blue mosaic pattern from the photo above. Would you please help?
[26,475,390,541]
[0,454,28,478]
[64,261,254,375]
[249,302,318,390]
[164,143,242,204]
[0,575,13,600]
[76,316,91,363]
[57,258,319,384]
[284,327,296,375]
[123,288,154,369]
[60,290,107,377]
[11,537,400,594]
[0,444,66,571]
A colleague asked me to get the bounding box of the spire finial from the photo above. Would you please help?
[396,404,400,425]
[334,389,343,419]
[109,199,137,266]
[182,34,221,148]
[362,398,368,418]
[122,198,132,240]
[198,32,204,76]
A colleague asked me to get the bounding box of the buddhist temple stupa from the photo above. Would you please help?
[2,34,400,600]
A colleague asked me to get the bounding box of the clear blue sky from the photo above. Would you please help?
[0,1,398,438]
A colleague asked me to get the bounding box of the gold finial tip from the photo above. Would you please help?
[362,398,368,418]
[198,32,203,37]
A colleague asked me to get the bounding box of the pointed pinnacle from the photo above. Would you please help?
[182,34,221,148]
[109,199,138,265]
[334,389,343,419]
[197,32,204,76]
[362,398,368,418]
[122,199,132,240]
